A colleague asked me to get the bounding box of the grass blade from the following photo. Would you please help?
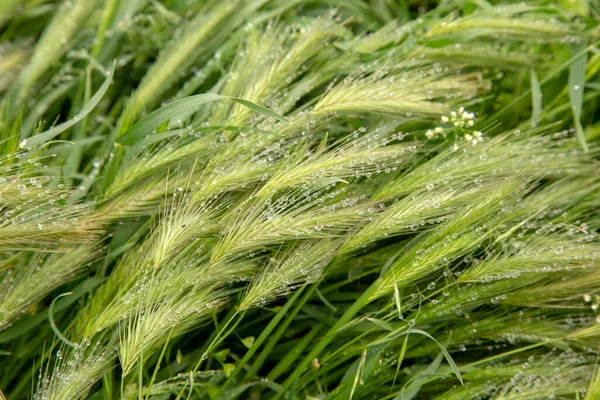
[48,292,78,348]
[569,41,589,152]
[530,68,542,128]
[117,94,287,146]
[405,329,463,384]
[23,65,114,148]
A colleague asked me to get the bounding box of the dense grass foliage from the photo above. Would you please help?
[0,0,599,399]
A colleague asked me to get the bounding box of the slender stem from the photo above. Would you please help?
[91,0,119,58]
[192,310,243,372]
[267,324,322,382]
[244,284,319,381]
[218,285,308,395]
[273,278,381,399]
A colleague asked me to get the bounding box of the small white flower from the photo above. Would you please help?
[464,133,473,141]
[425,129,435,139]
[584,294,592,302]
[441,115,449,123]
[434,127,444,133]
[467,120,474,127]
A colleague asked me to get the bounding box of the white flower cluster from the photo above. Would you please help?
[442,106,475,128]
[425,126,444,139]
[425,107,484,145]
[464,130,484,145]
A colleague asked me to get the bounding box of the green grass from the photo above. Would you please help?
[0,0,600,399]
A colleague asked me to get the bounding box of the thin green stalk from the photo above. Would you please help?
[244,284,320,382]
[273,279,381,399]
[266,324,322,381]
[218,285,307,395]
[192,310,244,372]
[145,329,173,400]
[91,0,119,58]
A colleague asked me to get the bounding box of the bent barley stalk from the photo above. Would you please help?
[0,1,599,400]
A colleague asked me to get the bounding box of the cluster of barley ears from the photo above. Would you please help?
[0,0,599,399]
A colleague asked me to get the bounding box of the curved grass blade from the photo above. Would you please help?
[228,96,289,124]
[23,65,114,148]
[0,277,107,343]
[49,292,78,348]
[117,94,288,146]
[405,328,463,384]
[367,317,393,331]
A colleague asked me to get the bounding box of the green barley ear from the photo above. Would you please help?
[312,62,486,118]
[0,244,100,331]
[33,339,115,400]
[118,0,264,131]
[239,240,339,310]
[423,4,581,44]
[9,0,99,107]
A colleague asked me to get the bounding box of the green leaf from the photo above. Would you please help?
[0,103,21,156]
[316,288,337,312]
[530,68,542,128]
[223,363,235,378]
[366,317,393,331]
[569,41,589,152]
[214,349,230,362]
[397,354,445,400]
[350,347,367,400]
[405,329,463,384]
[392,335,409,390]
[0,277,107,343]
[117,94,288,146]
[23,65,114,148]
[49,292,78,348]
[98,141,124,195]
[229,97,289,124]
[240,336,255,349]
[117,93,222,145]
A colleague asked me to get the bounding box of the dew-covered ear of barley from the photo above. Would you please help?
[0,1,599,399]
